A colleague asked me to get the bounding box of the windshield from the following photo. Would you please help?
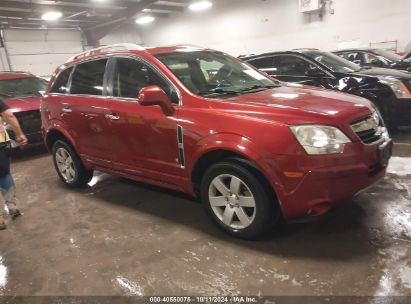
[304,51,361,73]
[0,77,47,99]
[155,51,279,98]
[372,49,403,62]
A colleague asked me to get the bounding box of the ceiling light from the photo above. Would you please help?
[189,1,213,11]
[136,16,155,25]
[41,11,63,21]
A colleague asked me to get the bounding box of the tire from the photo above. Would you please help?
[200,161,279,239]
[52,140,93,188]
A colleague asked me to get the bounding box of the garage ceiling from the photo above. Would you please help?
[0,0,191,44]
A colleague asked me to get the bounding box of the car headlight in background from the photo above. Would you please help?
[378,76,411,99]
[290,125,351,155]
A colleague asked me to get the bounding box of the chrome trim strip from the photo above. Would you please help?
[350,111,387,146]
[48,54,182,107]
[176,125,185,168]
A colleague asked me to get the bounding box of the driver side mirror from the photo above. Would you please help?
[138,86,175,116]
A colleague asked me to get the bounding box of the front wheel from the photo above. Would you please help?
[52,140,93,188]
[200,161,279,239]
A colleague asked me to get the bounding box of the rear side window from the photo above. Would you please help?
[51,67,73,94]
[71,59,108,96]
[112,57,174,101]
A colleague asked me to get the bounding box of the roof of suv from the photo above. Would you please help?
[240,50,310,61]
[65,44,209,65]
[0,71,36,81]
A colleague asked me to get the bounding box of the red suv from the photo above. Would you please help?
[41,44,392,239]
[0,72,47,146]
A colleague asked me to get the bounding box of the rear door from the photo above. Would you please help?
[65,58,111,164]
[102,56,181,185]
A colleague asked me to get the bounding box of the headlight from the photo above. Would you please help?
[290,125,351,155]
[378,76,411,99]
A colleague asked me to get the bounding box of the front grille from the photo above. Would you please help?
[13,110,41,135]
[350,112,384,144]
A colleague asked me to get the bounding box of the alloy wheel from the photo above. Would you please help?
[55,147,77,183]
[208,174,256,229]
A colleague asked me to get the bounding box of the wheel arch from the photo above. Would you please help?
[45,128,76,152]
[190,148,280,208]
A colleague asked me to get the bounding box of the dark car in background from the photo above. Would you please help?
[0,72,47,146]
[242,50,411,129]
[334,48,411,72]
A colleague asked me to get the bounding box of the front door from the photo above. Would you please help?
[67,58,111,165]
[102,56,181,186]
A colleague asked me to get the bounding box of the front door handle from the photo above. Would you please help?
[105,113,120,121]
[62,107,72,113]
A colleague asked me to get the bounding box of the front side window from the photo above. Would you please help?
[0,77,47,99]
[304,51,361,73]
[364,52,381,64]
[272,55,318,76]
[112,57,174,101]
[71,59,108,96]
[248,57,275,70]
[343,52,364,65]
[155,51,279,99]
[51,67,73,94]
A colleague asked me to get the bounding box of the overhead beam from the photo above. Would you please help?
[84,0,157,46]
[148,4,185,12]
[0,0,125,11]
[0,1,121,15]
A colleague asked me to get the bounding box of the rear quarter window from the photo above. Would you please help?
[50,67,73,94]
[71,59,108,96]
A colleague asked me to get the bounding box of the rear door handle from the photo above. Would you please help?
[62,107,72,113]
[105,113,120,121]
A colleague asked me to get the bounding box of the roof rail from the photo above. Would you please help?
[292,48,320,51]
[167,44,206,49]
[0,71,31,74]
[67,43,146,62]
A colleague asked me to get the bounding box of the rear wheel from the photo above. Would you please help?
[200,161,279,239]
[52,140,93,188]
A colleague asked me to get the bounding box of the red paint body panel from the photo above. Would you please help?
[0,72,34,81]
[5,96,41,112]
[0,73,46,145]
[42,47,389,221]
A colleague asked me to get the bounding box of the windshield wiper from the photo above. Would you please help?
[240,84,279,93]
[199,88,240,97]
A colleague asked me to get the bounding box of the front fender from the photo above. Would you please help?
[44,119,77,152]
[186,132,284,196]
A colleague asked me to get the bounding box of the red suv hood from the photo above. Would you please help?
[210,85,373,125]
[4,96,41,112]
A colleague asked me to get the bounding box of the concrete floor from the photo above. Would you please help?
[0,132,410,298]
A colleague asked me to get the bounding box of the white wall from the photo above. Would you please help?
[100,25,143,45]
[3,29,84,77]
[0,49,10,71]
[0,26,143,77]
[138,0,411,56]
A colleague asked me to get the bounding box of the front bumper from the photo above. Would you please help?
[269,139,391,220]
[7,110,43,146]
